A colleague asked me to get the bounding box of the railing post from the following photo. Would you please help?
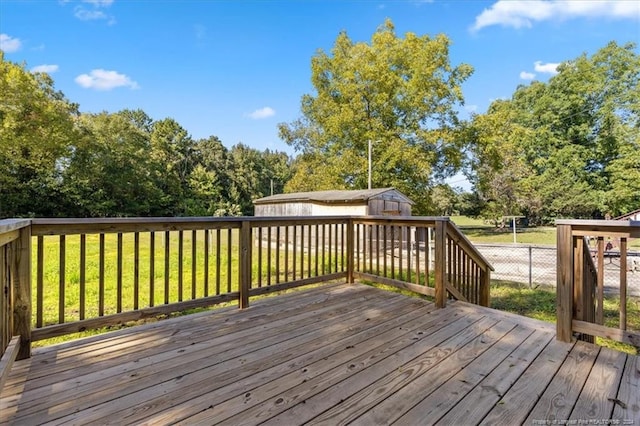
[239,220,251,309]
[346,218,354,284]
[556,224,573,342]
[12,224,31,359]
[434,219,446,308]
[480,269,490,307]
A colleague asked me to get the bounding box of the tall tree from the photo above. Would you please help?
[279,20,473,213]
[468,41,640,222]
[0,52,78,217]
[62,111,162,217]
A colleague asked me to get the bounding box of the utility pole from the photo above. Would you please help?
[368,139,372,190]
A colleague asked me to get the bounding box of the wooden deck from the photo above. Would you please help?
[1,283,638,425]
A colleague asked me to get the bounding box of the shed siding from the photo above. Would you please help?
[311,204,368,216]
[254,203,312,217]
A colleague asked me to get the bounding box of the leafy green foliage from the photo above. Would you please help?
[0,55,291,218]
[468,42,640,223]
[0,52,79,217]
[279,19,473,214]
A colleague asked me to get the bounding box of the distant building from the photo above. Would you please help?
[253,188,414,217]
[614,209,640,222]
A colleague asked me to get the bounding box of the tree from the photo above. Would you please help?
[279,20,473,214]
[468,41,640,222]
[0,52,78,217]
[62,111,162,217]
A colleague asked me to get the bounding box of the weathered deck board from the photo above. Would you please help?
[1,282,638,426]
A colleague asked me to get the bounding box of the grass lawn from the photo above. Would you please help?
[490,281,639,354]
[452,215,640,248]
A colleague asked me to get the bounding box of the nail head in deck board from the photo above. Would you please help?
[526,341,600,423]
[569,346,627,421]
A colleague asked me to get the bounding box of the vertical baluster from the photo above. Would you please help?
[117,233,123,313]
[415,227,421,285]
[398,226,404,280]
[267,227,272,286]
[204,229,210,297]
[37,236,44,328]
[391,226,395,279]
[216,229,221,295]
[334,223,339,272]
[134,232,139,310]
[149,232,155,307]
[191,230,197,300]
[293,225,298,280]
[375,224,380,276]
[620,237,627,331]
[321,225,326,275]
[59,235,65,324]
[596,237,604,324]
[315,224,319,277]
[227,228,232,293]
[275,227,280,283]
[257,227,263,287]
[177,231,183,302]
[164,231,170,304]
[383,225,388,277]
[284,226,289,282]
[406,226,412,283]
[80,234,86,319]
[99,234,105,316]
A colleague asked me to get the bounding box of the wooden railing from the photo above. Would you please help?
[0,216,491,361]
[0,219,30,390]
[557,219,640,347]
[353,217,492,308]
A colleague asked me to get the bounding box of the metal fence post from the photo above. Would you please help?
[529,245,533,288]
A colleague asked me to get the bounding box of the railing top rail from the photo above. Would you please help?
[0,219,31,235]
[352,215,449,226]
[556,219,640,238]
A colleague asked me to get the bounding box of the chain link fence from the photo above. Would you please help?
[473,244,556,288]
[473,243,640,296]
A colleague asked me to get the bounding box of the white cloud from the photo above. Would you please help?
[72,0,115,23]
[465,104,478,113]
[0,34,22,53]
[534,61,560,74]
[248,107,276,119]
[75,69,139,91]
[471,0,640,32]
[519,71,536,80]
[31,64,59,74]
[82,0,114,6]
[74,8,107,20]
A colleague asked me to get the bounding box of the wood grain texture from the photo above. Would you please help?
[570,347,627,421]
[1,283,638,426]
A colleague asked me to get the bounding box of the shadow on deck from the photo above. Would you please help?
[1,282,638,425]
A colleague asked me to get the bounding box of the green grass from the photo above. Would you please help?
[449,215,491,228]
[31,228,348,346]
[461,227,557,245]
[490,281,639,354]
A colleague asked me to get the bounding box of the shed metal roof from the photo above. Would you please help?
[253,188,414,205]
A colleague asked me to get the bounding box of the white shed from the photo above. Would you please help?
[253,188,414,217]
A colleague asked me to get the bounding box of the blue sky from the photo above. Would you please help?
[1,0,639,159]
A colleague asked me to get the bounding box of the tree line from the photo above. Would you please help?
[2,21,638,222]
[1,51,291,218]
